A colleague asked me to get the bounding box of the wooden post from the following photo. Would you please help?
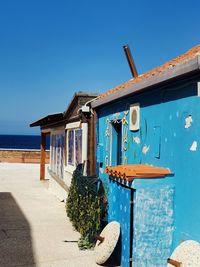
[40,132,46,180]
[87,110,97,176]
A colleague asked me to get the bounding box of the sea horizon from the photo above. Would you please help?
[0,134,50,150]
[0,133,41,136]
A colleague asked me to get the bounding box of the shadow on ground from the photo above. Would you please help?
[0,192,35,266]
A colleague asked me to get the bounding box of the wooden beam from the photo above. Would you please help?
[40,132,46,180]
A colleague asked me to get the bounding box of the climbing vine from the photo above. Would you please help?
[66,165,106,249]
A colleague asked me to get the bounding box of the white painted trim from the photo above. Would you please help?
[66,129,75,168]
[65,122,80,129]
[82,123,88,175]
[65,122,88,175]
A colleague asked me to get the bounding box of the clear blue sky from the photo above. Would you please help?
[0,0,199,135]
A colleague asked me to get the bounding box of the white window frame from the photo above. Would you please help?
[65,122,88,174]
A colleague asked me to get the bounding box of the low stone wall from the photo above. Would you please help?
[0,149,50,163]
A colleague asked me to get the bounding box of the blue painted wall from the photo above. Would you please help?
[96,75,200,266]
[108,180,132,267]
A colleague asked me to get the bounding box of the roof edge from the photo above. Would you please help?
[92,56,200,109]
[30,112,64,127]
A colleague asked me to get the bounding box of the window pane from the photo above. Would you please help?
[75,129,82,165]
[50,134,53,168]
[52,135,56,172]
[60,133,65,179]
[50,133,65,179]
[68,130,74,165]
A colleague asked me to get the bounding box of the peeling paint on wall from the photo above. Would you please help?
[185,115,193,128]
[142,144,150,154]
[133,136,140,144]
[190,141,197,151]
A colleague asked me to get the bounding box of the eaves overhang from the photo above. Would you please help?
[92,56,200,109]
[30,112,64,127]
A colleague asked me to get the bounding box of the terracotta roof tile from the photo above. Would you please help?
[98,45,200,99]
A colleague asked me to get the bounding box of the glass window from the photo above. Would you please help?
[66,128,82,167]
[68,130,74,165]
[52,135,56,172]
[50,133,65,179]
[75,129,82,165]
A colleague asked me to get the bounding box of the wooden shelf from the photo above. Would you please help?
[105,164,171,181]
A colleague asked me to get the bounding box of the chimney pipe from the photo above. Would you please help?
[123,44,138,78]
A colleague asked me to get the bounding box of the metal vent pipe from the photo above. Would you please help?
[123,44,138,78]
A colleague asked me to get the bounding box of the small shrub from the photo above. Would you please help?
[66,165,105,249]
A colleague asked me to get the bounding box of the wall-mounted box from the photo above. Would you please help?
[130,103,140,131]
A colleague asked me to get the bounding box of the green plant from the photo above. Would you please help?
[66,165,104,249]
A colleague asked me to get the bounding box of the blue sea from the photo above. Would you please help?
[0,135,50,150]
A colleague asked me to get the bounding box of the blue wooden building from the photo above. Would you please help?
[92,45,200,266]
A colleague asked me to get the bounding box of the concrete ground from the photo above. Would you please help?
[0,163,100,267]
